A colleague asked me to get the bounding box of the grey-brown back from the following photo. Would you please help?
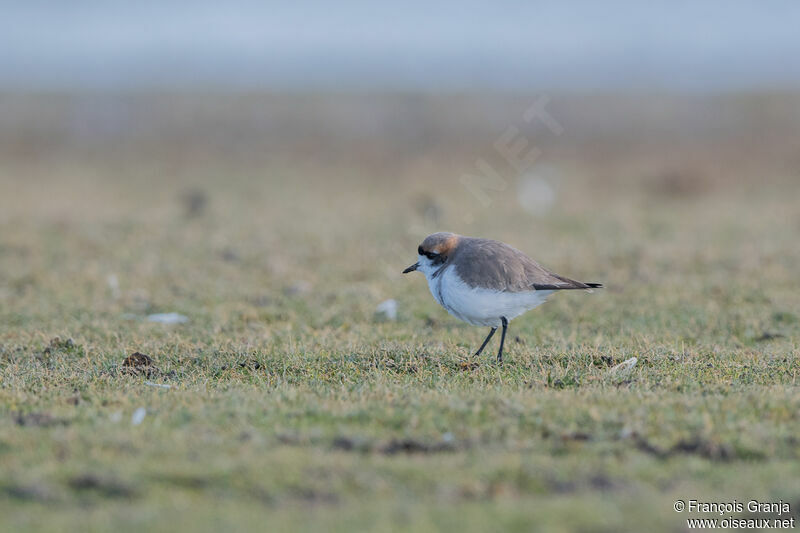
[450,237,601,292]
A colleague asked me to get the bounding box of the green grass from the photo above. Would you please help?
[1,93,799,531]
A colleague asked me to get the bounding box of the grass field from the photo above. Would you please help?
[1,93,799,532]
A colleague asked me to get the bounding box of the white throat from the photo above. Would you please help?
[416,254,442,279]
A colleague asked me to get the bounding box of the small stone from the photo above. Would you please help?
[131,407,146,426]
[284,281,312,296]
[609,357,637,374]
[375,299,398,321]
[122,352,159,377]
[147,312,188,324]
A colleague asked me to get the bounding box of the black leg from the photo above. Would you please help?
[497,317,508,363]
[474,327,497,356]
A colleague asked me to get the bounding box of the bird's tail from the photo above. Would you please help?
[533,279,604,291]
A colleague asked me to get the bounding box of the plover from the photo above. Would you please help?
[403,232,602,362]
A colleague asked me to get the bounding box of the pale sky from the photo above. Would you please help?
[2,0,799,90]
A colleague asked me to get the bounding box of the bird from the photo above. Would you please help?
[403,232,602,362]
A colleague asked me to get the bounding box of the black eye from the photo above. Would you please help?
[425,252,437,259]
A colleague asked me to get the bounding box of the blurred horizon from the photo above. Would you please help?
[3,1,800,92]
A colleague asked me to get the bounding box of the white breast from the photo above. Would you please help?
[426,267,552,327]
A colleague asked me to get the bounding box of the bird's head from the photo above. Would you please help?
[403,232,459,278]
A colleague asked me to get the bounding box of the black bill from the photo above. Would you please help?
[402,262,419,274]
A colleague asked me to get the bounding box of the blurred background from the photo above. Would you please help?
[1,0,799,321]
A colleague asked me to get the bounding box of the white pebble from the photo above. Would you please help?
[131,407,147,426]
[609,357,638,374]
[376,299,398,321]
[107,274,120,299]
[147,312,188,324]
[517,171,558,215]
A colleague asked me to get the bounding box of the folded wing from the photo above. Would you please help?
[453,238,602,292]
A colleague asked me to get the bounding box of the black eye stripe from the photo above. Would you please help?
[418,246,441,260]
